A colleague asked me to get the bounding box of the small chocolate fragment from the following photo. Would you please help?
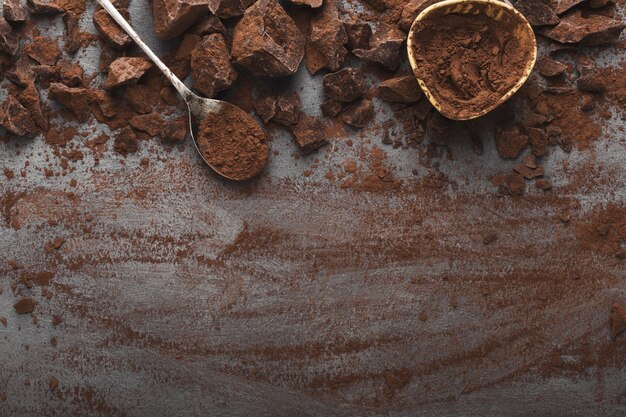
[342,99,374,128]
[378,76,422,103]
[0,96,38,136]
[27,0,64,14]
[254,94,277,124]
[13,297,36,314]
[344,22,372,51]
[399,0,439,32]
[191,34,238,98]
[494,126,529,159]
[189,15,226,36]
[541,11,625,46]
[353,23,405,70]
[323,68,366,102]
[576,59,605,92]
[114,127,138,155]
[535,178,552,190]
[0,17,19,55]
[307,0,348,73]
[160,117,188,143]
[3,0,28,22]
[208,0,255,18]
[48,83,93,122]
[505,174,525,196]
[63,13,86,55]
[18,83,48,131]
[91,90,120,118]
[130,113,163,136]
[151,0,210,40]
[93,8,132,49]
[610,303,626,339]
[171,34,201,79]
[320,99,344,117]
[105,57,152,90]
[580,94,595,111]
[361,0,385,10]
[515,0,560,27]
[274,92,301,126]
[287,0,322,7]
[59,60,84,87]
[291,114,327,154]
[232,0,305,77]
[536,57,567,77]
[24,36,61,65]
[513,162,544,179]
[526,127,548,157]
[124,85,158,114]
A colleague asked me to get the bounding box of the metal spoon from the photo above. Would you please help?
[97,0,269,181]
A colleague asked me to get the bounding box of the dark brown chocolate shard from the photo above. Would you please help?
[576,59,605,92]
[541,11,625,46]
[13,297,36,314]
[232,0,305,77]
[291,114,328,153]
[361,0,385,11]
[105,57,152,90]
[27,0,64,14]
[342,99,374,128]
[114,127,138,155]
[287,0,323,7]
[189,15,226,36]
[160,117,188,143]
[170,34,201,79]
[48,83,93,122]
[306,0,348,73]
[208,0,255,17]
[352,23,405,70]
[123,84,159,114]
[320,99,344,117]
[151,0,209,40]
[24,36,61,65]
[273,92,301,126]
[3,0,28,22]
[399,0,439,32]
[494,126,529,159]
[18,83,48,131]
[93,8,132,49]
[505,173,525,196]
[549,0,585,15]
[130,113,163,136]
[344,22,372,51]
[378,76,423,103]
[6,55,34,87]
[254,94,277,124]
[0,95,38,136]
[59,60,84,87]
[323,68,366,102]
[191,34,238,98]
[92,90,121,118]
[526,127,548,157]
[0,16,19,55]
[536,57,567,77]
[515,0,560,27]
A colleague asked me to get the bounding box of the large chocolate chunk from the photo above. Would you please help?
[24,36,61,65]
[515,0,560,27]
[306,0,348,73]
[322,68,366,102]
[18,83,48,131]
[105,57,152,90]
[342,99,374,128]
[291,114,327,153]
[151,0,210,40]
[3,0,28,22]
[344,22,372,51]
[93,8,132,49]
[274,92,301,126]
[0,96,38,136]
[0,16,19,55]
[494,126,529,159]
[208,0,255,18]
[232,0,305,77]
[542,11,625,46]
[191,34,238,98]
[114,127,138,155]
[378,76,422,103]
[353,23,405,70]
[48,83,93,122]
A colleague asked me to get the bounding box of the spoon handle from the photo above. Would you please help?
[96,0,193,100]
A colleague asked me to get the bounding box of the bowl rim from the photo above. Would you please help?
[406,0,538,121]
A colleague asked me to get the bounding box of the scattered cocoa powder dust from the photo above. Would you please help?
[196,105,269,180]
[410,7,533,119]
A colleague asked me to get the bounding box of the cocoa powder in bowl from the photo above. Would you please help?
[409,3,534,119]
[196,105,269,180]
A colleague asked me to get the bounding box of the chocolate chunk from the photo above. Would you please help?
[114,127,138,155]
[576,59,605,92]
[353,23,405,70]
[232,0,305,77]
[0,16,19,55]
[526,127,548,157]
[399,0,439,32]
[91,90,120,118]
[361,0,385,10]
[189,15,226,36]
[24,36,61,65]
[151,0,210,40]
[505,173,525,196]
[287,0,322,7]
[589,0,611,8]
[93,8,132,49]
[48,83,93,122]
[6,55,34,87]
[425,111,452,144]
[320,99,344,117]
[378,76,423,103]
[541,11,625,46]
[291,114,327,153]
[160,86,180,106]
[63,13,85,55]
[123,85,158,114]
[274,92,301,126]
[536,57,567,77]
[170,34,201,79]
[18,83,48,131]
[550,0,585,15]
[130,113,163,136]
[13,297,36,314]
[610,303,626,339]
[494,126,529,159]
[191,34,238,98]
[208,0,255,17]
[58,60,83,87]
[160,117,188,143]
[515,0,560,27]
[580,93,595,111]
[344,22,372,51]
[323,68,366,102]
[254,94,277,124]
[0,96,38,136]
[3,0,28,22]
[306,0,348,73]
[535,178,552,190]
[105,57,152,90]
[513,162,544,179]
[27,0,64,14]
[342,99,374,128]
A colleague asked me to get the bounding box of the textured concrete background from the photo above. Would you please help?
[1,1,625,416]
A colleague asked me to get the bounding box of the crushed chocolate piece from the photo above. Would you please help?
[580,93,595,111]
[399,0,439,32]
[171,34,201,79]
[526,127,548,157]
[3,0,28,22]
[254,94,277,124]
[576,59,605,92]
[24,36,61,65]
[232,0,305,77]
[344,22,371,51]
[320,99,344,117]
[306,0,348,73]
[353,22,405,71]
[160,86,180,106]
[160,117,188,143]
[151,0,209,40]
[123,84,158,114]
[542,11,625,46]
[18,83,48,131]
[0,95,38,136]
[48,83,93,122]
[323,68,366,102]
[0,17,19,55]
[494,126,529,159]
[93,8,132,49]
[273,92,301,126]
[342,99,374,128]
[535,178,552,190]
[191,34,238,98]
[27,0,64,14]
[551,0,585,15]
[291,114,328,153]
[105,57,152,90]
[189,15,226,36]
[505,173,525,196]
[610,303,626,339]
[14,297,36,314]
[515,0,560,27]
[114,127,138,155]
[537,57,567,77]
[514,162,544,179]
[378,76,423,103]
[361,0,385,11]
[130,113,163,136]
[59,60,84,87]
[208,0,255,18]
